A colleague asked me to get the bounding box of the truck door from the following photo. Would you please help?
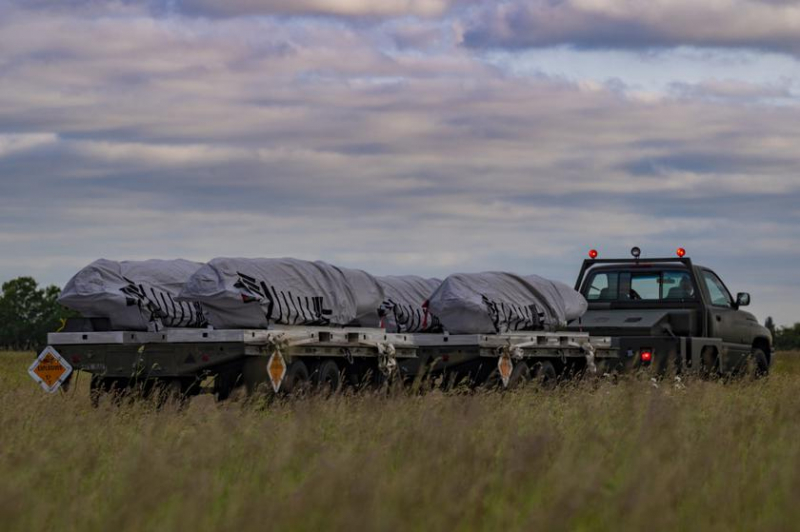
[699,269,749,372]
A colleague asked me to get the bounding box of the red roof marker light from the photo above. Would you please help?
[676,247,686,258]
[589,249,599,259]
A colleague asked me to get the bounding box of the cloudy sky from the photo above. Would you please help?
[1,0,799,325]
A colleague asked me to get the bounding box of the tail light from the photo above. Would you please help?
[640,350,653,363]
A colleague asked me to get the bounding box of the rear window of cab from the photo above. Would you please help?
[584,270,697,301]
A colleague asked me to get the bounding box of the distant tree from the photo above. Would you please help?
[0,277,75,350]
[775,323,800,352]
[765,316,776,337]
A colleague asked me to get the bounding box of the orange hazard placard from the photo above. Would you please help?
[498,356,513,388]
[29,346,73,394]
[267,351,287,393]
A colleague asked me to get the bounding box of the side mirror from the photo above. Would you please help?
[736,292,751,307]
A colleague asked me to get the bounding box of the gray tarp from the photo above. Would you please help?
[58,259,207,331]
[425,272,588,334]
[177,257,384,329]
[376,276,442,333]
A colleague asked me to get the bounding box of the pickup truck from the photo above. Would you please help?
[571,248,772,377]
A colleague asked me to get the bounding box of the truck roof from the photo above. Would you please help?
[574,256,709,291]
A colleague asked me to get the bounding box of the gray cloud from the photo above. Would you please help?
[0,6,798,325]
[5,0,466,18]
[175,0,458,18]
[462,1,800,55]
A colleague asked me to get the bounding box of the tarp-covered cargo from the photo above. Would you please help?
[376,276,442,333]
[58,259,207,331]
[177,258,384,329]
[425,272,588,334]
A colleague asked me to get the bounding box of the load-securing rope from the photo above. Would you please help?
[358,340,398,377]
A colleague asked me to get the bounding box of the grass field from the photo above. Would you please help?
[3,351,800,531]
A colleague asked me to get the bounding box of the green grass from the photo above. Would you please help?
[2,350,800,531]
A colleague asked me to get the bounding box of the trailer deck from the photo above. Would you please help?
[47,326,619,396]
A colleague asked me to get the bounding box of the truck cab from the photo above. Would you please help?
[570,249,772,376]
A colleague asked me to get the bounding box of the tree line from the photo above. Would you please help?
[0,276,799,352]
[767,317,800,351]
[0,277,76,350]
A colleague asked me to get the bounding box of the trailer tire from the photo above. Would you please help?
[483,361,531,391]
[507,362,531,389]
[153,379,186,409]
[532,361,558,390]
[282,360,311,396]
[90,376,127,407]
[313,360,342,395]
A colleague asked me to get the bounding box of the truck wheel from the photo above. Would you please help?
[532,361,557,390]
[282,360,310,396]
[743,348,770,380]
[313,360,342,395]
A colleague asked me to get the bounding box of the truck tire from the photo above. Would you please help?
[313,360,342,395]
[743,348,769,380]
[532,361,557,390]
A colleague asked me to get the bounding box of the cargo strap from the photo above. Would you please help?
[578,341,597,375]
[496,341,530,360]
[263,332,318,363]
[360,340,398,377]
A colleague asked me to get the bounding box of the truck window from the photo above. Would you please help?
[702,270,733,308]
[585,272,619,300]
[629,273,660,300]
[663,271,695,300]
[585,270,696,302]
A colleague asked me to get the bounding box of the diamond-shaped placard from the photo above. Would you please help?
[498,355,513,388]
[267,351,287,393]
[29,346,73,394]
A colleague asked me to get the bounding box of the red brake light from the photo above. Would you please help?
[589,249,598,259]
[676,247,686,258]
[640,351,653,362]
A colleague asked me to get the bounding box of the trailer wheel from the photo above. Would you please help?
[90,376,127,407]
[532,361,557,390]
[483,361,531,391]
[507,362,531,389]
[282,360,311,396]
[162,379,187,408]
[313,360,342,395]
[89,375,108,407]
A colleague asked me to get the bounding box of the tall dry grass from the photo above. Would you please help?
[2,351,800,531]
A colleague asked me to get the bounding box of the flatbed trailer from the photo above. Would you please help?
[46,326,618,398]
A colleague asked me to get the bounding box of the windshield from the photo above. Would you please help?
[585,270,696,302]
